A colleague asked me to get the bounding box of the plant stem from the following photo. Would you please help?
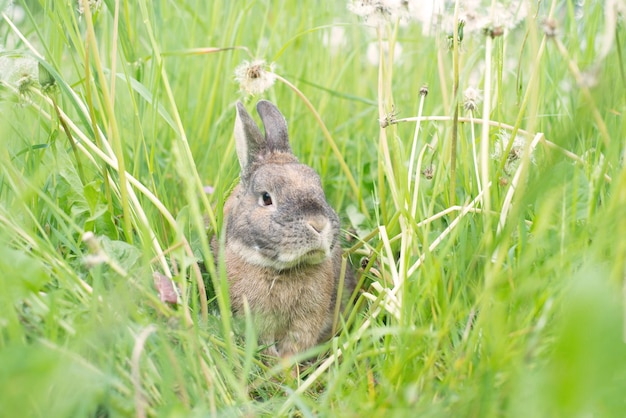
[450,0,461,206]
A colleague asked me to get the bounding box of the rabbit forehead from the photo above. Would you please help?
[249,163,323,192]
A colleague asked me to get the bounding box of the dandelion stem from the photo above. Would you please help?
[480,28,493,216]
[410,143,432,218]
[376,26,400,216]
[450,0,461,205]
[407,91,427,192]
[469,111,482,196]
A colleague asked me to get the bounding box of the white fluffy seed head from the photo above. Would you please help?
[234,59,277,96]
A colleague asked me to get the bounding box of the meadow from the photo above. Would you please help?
[1,0,625,416]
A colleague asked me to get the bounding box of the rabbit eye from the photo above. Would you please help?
[259,192,273,206]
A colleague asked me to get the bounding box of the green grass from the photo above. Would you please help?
[1,0,625,416]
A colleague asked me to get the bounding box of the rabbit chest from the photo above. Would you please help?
[226,250,336,353]
[225,248,337,335]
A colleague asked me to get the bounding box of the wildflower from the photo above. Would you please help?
[419,84,429,96]
[0,56,39,97]
[422,0,527,37]
[82,231,101,253]
[347,0,412,27]
[578,68,599,89]
[463,86,482,112]
[422,164,435,180]
[379,104,398,128]
[484,24,505,38]
[492,131,535,174]
[234,59,276,96]
[541,17,558,38]
[82,232,109,268]
[84,253,108,268]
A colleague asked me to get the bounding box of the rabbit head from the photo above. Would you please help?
[225,100,340,271]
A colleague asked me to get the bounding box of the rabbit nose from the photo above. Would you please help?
[307,216,328,234]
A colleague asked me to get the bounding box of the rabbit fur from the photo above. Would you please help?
[218,100,355,358]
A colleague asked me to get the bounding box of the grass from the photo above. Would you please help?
[1,0,625,416]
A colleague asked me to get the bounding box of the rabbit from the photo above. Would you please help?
[217,100,355,358]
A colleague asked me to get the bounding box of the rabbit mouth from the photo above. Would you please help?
[228,238,330,270]
[273,246,331,270]
[300,248,328,264]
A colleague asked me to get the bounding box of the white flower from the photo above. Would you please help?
[417,0,528,37]
[0,55,38,96]
[347,0,412,27]
[234,59,276,96]
[492,131,535,174]
[83,253,108,268]
[463,86,483,112]
[82,231,108,268]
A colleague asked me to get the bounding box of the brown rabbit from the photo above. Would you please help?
[219,100,355,358]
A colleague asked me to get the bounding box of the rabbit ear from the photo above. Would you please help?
[256,100,293,154]
[234,101,264,176]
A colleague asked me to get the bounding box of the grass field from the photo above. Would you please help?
[1,0,625,416]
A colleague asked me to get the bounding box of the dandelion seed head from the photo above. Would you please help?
[492,131,535,174]
[578,68,599,89]
[84,253,108,269]
[0,56,38,97]
[422,165,435,180]
[422,0,527,38]
[82,231,102,253]
[379,105,398,128]
[463,86,483,112]
[82,232,108,268]
[542,17,558,37]
[234,59,276,96]
[347,0,413,27]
